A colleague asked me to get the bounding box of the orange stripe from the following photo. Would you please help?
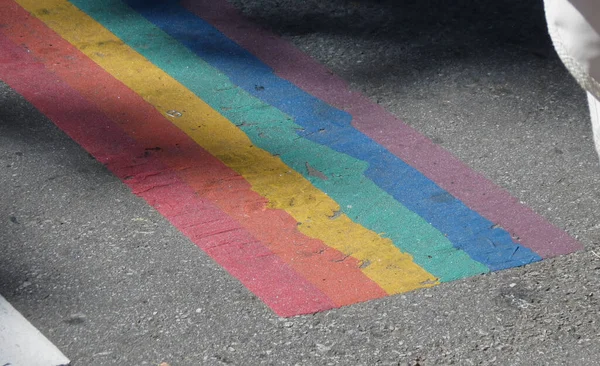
[1,1,387,305]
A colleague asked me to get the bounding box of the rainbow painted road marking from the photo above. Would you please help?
[0,0,582,316]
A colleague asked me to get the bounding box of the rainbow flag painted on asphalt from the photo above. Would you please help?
[0,0,582,316]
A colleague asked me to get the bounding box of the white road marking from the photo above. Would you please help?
[0,295,70,366]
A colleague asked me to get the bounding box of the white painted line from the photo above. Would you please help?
[0,295,70,366]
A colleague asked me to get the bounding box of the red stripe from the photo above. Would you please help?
[0,26,335,316]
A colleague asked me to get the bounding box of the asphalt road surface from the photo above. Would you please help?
[2,0,600,365]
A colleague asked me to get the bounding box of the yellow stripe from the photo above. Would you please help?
[18,0,438,292]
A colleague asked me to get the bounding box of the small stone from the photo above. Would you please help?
[65,313,86,325]
[316,343,332,353]
[166,110,182,118]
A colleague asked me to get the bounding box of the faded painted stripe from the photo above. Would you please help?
[184,0,583,258]
[65,0,492,281]
[0,28,335,317]
[124,0,542,271]
[17,0,439,293]
[0,2,388,307]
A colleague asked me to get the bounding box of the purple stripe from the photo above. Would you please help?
[182,0,582,257]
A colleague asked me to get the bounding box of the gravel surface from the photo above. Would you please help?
[2,0,600,365]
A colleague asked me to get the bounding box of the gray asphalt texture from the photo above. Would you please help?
[2,0,600,365]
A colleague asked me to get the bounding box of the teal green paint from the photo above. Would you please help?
[70,0,489,280]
